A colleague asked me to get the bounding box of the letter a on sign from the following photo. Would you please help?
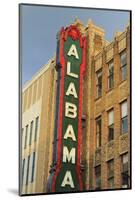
[64,124,76,141]
[67,44,79,59]
[66,82,78,98]
[61,171,75,188]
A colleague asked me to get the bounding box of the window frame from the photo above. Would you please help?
[108,109,114,141]
[95,165,101,190]
[120,50,127,81]
[34,116,39,141]
[24,125,29,149]
[26,155,30,185]
[121,153,129,188]
[96,69,102,98]
[96,116,102,148]
[108,60,114,90]
[31,152,36,183]
[29,120,34,145]
[120,100,128,134]
[107,159,114,189]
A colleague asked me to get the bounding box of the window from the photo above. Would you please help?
[108,109,114,141]
[29,121,34,145]
[22,159,25,186]
[108,61,114,90]
[95,165,101,189]
[108,159,114,189]
[121,153,129,188]
[121,101,128,134]
[31,152,36,182]
[96,116,101,148]
[96,69,102,98]
[120,51,127,81]
[24,125,28,149]
[34,116,39,141]
[26,155,30,185]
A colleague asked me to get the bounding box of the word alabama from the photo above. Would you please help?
[48,25,86,193]
[61,44,79,188]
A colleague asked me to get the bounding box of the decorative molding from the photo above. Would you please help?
[119,134,128,155]
[106,140,114,161]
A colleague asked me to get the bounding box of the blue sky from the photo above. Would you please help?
[20,4,130,85]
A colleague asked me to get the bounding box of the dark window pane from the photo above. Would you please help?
[108,160,114,189]
[97,119,101,132]
[122,172,128,188]
[121,153,129,188]
[121,116,128,134]
[35,116,39,141]
[96,69,102,98]
[98,82,102,97]
[31,152,36,182]
[108,177,114,189]
[22,159,25,186]
[26,156,30,185]
[96,178,101,189]
[120,52,126,66]
[120,51,127,81]
[95,165,101,189]
[122,163,128,172]
[108,74,114,89]
[108,62,114,90]
[109,67,113,74]
[108,124,114,141]
[29,121,33,145]
[121,65,127,81]
[24,125,28,149]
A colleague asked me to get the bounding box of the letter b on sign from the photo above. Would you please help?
[65,102,77,118]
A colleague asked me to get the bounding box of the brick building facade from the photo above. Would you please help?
[81,20,130,190]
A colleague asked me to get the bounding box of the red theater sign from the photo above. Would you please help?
[47,25,86,193]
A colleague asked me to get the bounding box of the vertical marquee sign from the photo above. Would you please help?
[47,25,86,193]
